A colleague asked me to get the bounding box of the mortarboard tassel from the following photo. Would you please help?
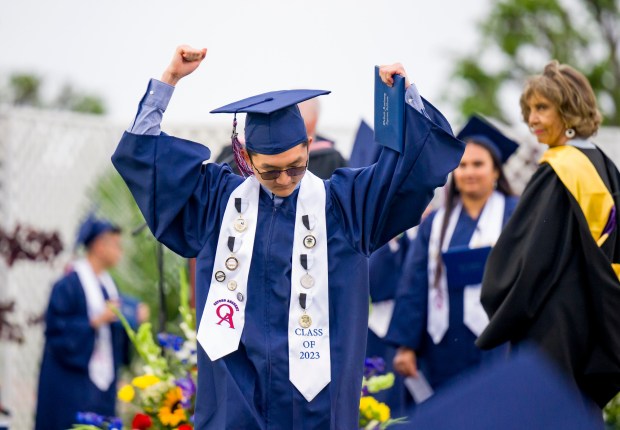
[231,116,254,177]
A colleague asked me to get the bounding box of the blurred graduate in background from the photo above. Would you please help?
[35,215,148,430]
[386,116,519,398]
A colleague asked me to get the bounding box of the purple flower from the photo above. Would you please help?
[364,357,386,378]
[108,416,123,430]
[157,332,184,351]
[176,375,196,409]
[75,412,105,426]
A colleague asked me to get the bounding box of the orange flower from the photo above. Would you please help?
[158,387,187,427]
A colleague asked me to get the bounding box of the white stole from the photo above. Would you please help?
[73,259,118,391]
[427,192,505,344]
[197,172,330,402]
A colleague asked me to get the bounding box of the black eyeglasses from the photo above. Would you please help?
[248,156,309,180]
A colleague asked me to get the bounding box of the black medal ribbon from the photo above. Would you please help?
[235,198,242,214]
[300,254,308,271]
[302,215,311,231]
[299,293,307,310]
[228,236,236,253]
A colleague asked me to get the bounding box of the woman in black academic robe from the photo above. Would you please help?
[476,60,620,408]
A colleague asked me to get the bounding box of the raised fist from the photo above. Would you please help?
[161,45,208,86]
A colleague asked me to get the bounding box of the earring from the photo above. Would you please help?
[565,128,575,139]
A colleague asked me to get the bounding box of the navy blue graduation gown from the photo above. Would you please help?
[35,272,125,430]
[385,196,518,391]
[366,236,410,415]
[112,101,464,429]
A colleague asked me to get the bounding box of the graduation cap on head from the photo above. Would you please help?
[211,89,330,176]
[75,214,120,249]
[348,119,382,168]
[457,115,519,164]
[401,347,604,430]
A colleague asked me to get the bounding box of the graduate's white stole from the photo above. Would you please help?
[197,172,331,402]
[427,191,505,344]
[74,259,118,391]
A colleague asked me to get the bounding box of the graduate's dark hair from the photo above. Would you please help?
[520,60,602,139]
[85,226,122,251]
[433,141,513,289]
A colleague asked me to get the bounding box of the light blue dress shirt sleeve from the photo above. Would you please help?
[127,79,175,135]
[405,83,429,119]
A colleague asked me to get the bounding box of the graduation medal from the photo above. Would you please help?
[299,254,315,289]
[298,292,312,328]
[225,236,240,271]
[233,198,248,232]
[225,256,239,271]
[214,270,226,282]
[299,313,312,328]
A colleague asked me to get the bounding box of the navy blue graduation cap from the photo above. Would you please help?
[442,245,492,288]
[211,89,330,156]
[402,347,604,430]
[75,214,120,248]
[348,119,382,168]
[457,115,519,164]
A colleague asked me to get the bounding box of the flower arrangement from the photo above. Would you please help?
[359,357,406,430]
[73,268,197,430]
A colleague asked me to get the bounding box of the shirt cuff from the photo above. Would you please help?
[143,78,175,111]
[405,83,429,118]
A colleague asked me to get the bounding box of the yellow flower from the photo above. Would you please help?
[117,384,135,402]
[132,374,160,389]
[158,387,187,427]
[359,396,390,422]
[376,403,391,422]
[359,396,379,419]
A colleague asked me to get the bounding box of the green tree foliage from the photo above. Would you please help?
[54,83,106,115]
[9,73,42,106]
[89,168,187,333]
[449,0,620,125]
[2,73,106,115]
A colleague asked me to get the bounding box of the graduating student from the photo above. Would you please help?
[386,116,519,391]
[111,45,464,429]
[476,61,620,408]
[35,217,126,430]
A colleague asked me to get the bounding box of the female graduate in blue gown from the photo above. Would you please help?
[386,116,519,393]
[35,218,127,430]
[112,47,465,429]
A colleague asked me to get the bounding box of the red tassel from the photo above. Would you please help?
[231,117,254,177]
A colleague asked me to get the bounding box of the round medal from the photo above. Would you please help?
[299,313,312,328]
[234,218,248,233]
[303,235,317,249]
[237,292,244,302]
[225,256,239,271]
[227,280,238,291]
[214,271,226,282]
[300,273,315,289]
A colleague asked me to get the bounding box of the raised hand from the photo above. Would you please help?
[378,63,411,89]
[161,45,208,86]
